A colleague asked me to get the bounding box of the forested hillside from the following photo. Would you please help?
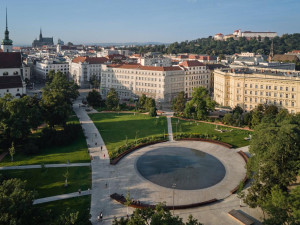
[127,33,300,56]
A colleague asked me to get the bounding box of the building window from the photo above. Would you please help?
[250,84,252,88]
[292,94,294,99]
[261,85,263,89]
[245,97,247,101]
[292,87,295,91]
[6,89,9,92]
[3,72,8,75]
[280,86,283,91]
[286,87,288,91]
[255,85,258,89]
[274,86,277,90]
[245,84,247,88]
[286,94,288,98]
[292,102,295,107]
[17,89,19,91]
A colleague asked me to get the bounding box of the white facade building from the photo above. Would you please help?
[35,59,69,79]
[138,56,172,67]
[100,64,185,103]
[69,56,108,87]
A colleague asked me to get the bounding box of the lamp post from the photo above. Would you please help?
[172,183,176,215]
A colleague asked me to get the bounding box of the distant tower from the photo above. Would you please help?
[1,8,13,52]
[39,28,43,41]
[268,41,274,62]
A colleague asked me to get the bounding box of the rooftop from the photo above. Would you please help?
[0,52,22,68]
[0,75,23,89]
[107,63,183,71]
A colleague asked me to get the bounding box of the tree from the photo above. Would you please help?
[144,97,156,111]
[0,179,38,225]
[86,89,102,107]
[222,113,234,125]
[40,71,79,127]
[113,203,202,225]
[138,94,147,110]
[0,94,42,142]
[63,168,69,187]
[106,88,119,110]
[149,107,157,117]
[89,75,100,89]
[245,120,300,223]
[172,91,186,114]
[9,142,15,162]
[184,87,215,120]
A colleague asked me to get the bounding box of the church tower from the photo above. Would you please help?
[39,28,43,41]
[1,8,13,52]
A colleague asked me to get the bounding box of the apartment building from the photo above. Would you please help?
[179,60,210,98]
[100,64,185,103]
[69,56,108,87]
[35,59,69,79]
[214,68,300,113]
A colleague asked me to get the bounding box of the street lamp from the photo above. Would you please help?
[172,183,176,215]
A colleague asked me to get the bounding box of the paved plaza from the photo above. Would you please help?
[73,89,263,225]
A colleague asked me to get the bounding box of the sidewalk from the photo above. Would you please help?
[33,190,91,205]
[73,99,113,225]
[0,163,91,170]
[167,117,174,142]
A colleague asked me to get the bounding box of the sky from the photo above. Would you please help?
[1,0,300,45]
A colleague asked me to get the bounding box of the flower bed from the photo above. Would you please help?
[110,135,168,165]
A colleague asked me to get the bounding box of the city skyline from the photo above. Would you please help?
[1,0,300,45]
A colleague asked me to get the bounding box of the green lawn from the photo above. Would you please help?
[0,115,90,167]
[172,118,251,148]
[0,166,91,198]
[36,195,91,225]
[89,113,167,155]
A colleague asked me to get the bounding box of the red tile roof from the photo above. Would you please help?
[72,56,108,64]
[180,60,205,67]
[0,52,22,69]
[107,64,183,71]
[0,75,23,89]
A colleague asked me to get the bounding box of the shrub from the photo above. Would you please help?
[23,142,41,155]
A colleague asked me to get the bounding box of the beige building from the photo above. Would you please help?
[179,60,210,98]
[214,68,300,113]
[100,64,185,103]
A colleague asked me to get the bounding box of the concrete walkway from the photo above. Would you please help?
[73,97,113,225]
[33,190,91,205]
[167,117,174,142]
[0,163,91,170]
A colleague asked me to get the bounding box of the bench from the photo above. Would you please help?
[228,209,254,225]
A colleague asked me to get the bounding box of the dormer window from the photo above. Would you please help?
[13,71,19,75]
[3,72,8,75]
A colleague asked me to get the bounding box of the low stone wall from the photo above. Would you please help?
[110,193,218,210]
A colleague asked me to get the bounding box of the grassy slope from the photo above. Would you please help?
[0,166,91,198]
[172,118,251,148]
[89,113,167,155]
[0,115,90,167]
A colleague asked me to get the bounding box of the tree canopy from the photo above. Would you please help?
[86,89,102,107]
[40,71,79,127]
[184,87,216,120]
[106,88,119,110]
[245,116,300,224]
[172,91,186,114]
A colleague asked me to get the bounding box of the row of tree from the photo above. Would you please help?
[124,34,300,56]
[87,89,158,116]
[222,104,290,128]
[172,87,216,120]
[0,70,79,152]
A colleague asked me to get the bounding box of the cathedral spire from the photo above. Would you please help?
[1,7,13,52]
[39,27,42,40]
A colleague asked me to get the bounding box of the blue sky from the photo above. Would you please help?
[2,0,300,45]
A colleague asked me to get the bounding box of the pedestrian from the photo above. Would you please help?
[105,182,108,188]
[100,211,103,220]
[78,189,81,195]
[97,215,100,221]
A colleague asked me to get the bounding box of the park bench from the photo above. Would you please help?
[228,209,254,225]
